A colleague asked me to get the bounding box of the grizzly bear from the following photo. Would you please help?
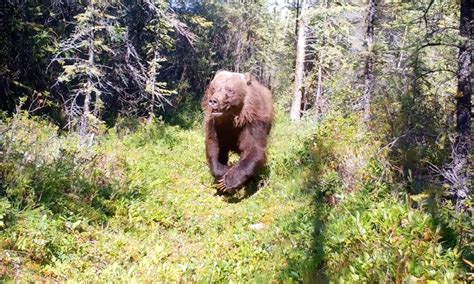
[202,71,274,193]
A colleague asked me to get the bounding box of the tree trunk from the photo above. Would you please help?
[146,48,159,125]
[397,26,408,69]
[315,50,323,122]
[80,22,94,137]
[452,0,473,211]
[362,0,376,122]
[290,0,307,122]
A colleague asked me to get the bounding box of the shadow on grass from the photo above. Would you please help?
[273,135,330,282]
[278,182,330,283]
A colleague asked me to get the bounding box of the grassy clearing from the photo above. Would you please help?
[0,111,469,282]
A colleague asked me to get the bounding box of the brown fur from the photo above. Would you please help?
[202,71,274,193]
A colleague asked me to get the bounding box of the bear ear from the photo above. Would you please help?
[244,73,253,86]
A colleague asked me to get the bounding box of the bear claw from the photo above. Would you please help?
[216,178,227,193]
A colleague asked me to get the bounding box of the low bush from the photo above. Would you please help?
[0,113,125,277]
[0,112,470,282]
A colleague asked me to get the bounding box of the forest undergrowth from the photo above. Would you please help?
[0,108,470,282]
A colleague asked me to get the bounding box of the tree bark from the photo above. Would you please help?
[147,48,159,124]
[362,0,376,122]
[80,16,94,137]
[290,0,307,122]
[315,50,323,122]
[452,0,473,211]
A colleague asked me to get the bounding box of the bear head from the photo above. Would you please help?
[205,71,252,119]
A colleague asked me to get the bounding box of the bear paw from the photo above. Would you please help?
[216,169,245,193]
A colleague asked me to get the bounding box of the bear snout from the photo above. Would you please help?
[209,98,219,109]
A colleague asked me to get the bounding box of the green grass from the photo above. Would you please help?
[0,112,470,282]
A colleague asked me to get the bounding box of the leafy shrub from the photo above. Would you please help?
[0,112,124,210]
[11,207,77,263]
[308,115,381,198]
[324,188,464,282]
[0,113,126,273]
[304,116,469,282]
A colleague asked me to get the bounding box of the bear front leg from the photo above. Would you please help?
[218,123,269,193]
[219,147,265,193]
[206,141,230,180]
[206,121,230,180]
